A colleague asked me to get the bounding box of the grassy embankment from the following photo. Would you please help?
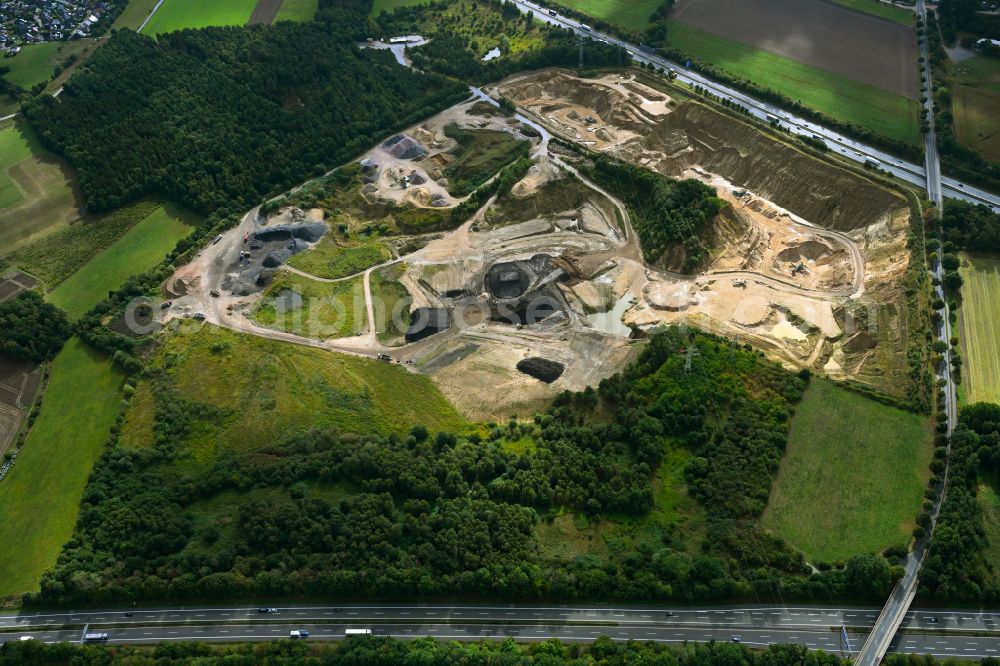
[666,23,920,146]
[0,339,124,598]
[48,204,197,319]
[142,0,258,36]
[957,253,1000,405]
[370,262,411,345]
[288,236,390,280]
[762,378,933,562]
[253,272,367,339]
[119,325,467,466]
[275,0,319,22]
[952,55,1000,164]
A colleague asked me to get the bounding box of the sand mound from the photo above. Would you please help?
[777,239,833,263]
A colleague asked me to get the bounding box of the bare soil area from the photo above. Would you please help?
[671,0,918,97]
[497,70,916,399]
[166,70,920,416]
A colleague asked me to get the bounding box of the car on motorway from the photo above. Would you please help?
[547,8,556,15]
[19,636,33,641]
[579,23,591,31]
[258,607,279,614]
[290,630,310,639]
[731,636,741,643]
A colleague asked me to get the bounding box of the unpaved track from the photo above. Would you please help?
[248,0,282,25]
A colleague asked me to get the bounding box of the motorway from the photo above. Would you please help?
[509,0,999,212]
[3,604,1000,658]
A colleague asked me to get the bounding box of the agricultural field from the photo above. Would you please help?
[3,200,181,290]
[0,122,82,252]
[253,272,367,339]
[142,0,259,36]
[670,0,917,97]
[1,40,93,92]
[275,0,319,21]
[48,204,197,319]
[551,0,666,32]
[287,236,390,280]
[666,22,920,145]
[762,379,933,562]
[957,253,1000,405]
[119,325,468,467]
[952,55,1000,164]
[0,339,123,598]
[829,0,914,24]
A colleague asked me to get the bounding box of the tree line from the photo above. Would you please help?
[0,634,859,665]
[921,402,1000,603]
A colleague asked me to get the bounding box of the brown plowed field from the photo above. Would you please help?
[248,0,282,25]
[671,0,918,98]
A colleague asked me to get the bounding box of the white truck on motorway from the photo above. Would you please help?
[345,628,372,636]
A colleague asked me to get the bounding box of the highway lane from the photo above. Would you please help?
[4,620,1000,659]
[3,604,1000,634]
[507,0,999,211]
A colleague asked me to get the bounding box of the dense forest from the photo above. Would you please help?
[23,2,468,216]
[921,403,1000,603]
[0,635,854,666]
[579,154,725,271]
[32,328,897,607]
[941,200,1000,253]
[0,292,72,363]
